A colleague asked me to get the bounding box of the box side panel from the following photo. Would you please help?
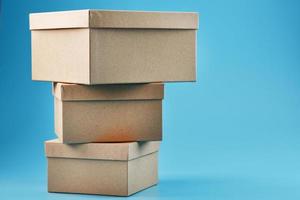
[90,29,196,84]
[31,29,90,84]
[54,97,63,140]
[48,158,128,196]
[128,153,158,195]
[62,100,162,143]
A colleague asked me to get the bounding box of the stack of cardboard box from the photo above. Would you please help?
[30,10,198,196]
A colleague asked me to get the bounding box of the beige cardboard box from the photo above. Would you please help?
[45,139,160,196]
[30,10,198,84]
[53,83,163,143]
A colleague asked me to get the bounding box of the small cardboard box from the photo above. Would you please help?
[45,139,160,196]
[30,10,198,84]
[53,83,163,143]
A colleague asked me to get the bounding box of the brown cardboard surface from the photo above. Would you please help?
[46,140,159,196]
[89,29,196,84]
[30,10,198,29]
[55,99,162,143]
[53,82,164,101]
[127,153,158,195]
[30,10,90,30]
[31,29,90,84]
[30,10,198,84]
[54,83,163,143]
[45,139,160,161]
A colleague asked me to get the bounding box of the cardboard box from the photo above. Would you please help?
[45,139,160,196]
[30,10,198,84]
[53,83,163,143]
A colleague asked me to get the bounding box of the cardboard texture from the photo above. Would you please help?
[54,83,163,143]
[30,10,198,84]
[45,139,160,196]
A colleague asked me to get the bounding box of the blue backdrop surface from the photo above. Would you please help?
[1,0,300,199]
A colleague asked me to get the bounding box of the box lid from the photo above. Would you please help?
[45,139,160,161]
[53,83,164,101]
[29,10,198,30]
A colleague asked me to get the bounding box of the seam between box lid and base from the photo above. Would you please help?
[46,151,159,162]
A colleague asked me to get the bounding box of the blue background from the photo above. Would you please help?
[1,0,300,199]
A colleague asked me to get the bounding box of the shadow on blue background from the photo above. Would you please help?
[1,0,300,199]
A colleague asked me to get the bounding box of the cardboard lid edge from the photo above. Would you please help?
[45,140,160,161]
[53,83,164,101]
[30,9,198,30]
[29,10,90,30]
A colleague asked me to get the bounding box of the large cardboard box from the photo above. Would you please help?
[30,10,198,84]
[53,83,163,143]
[45,139,160,196]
